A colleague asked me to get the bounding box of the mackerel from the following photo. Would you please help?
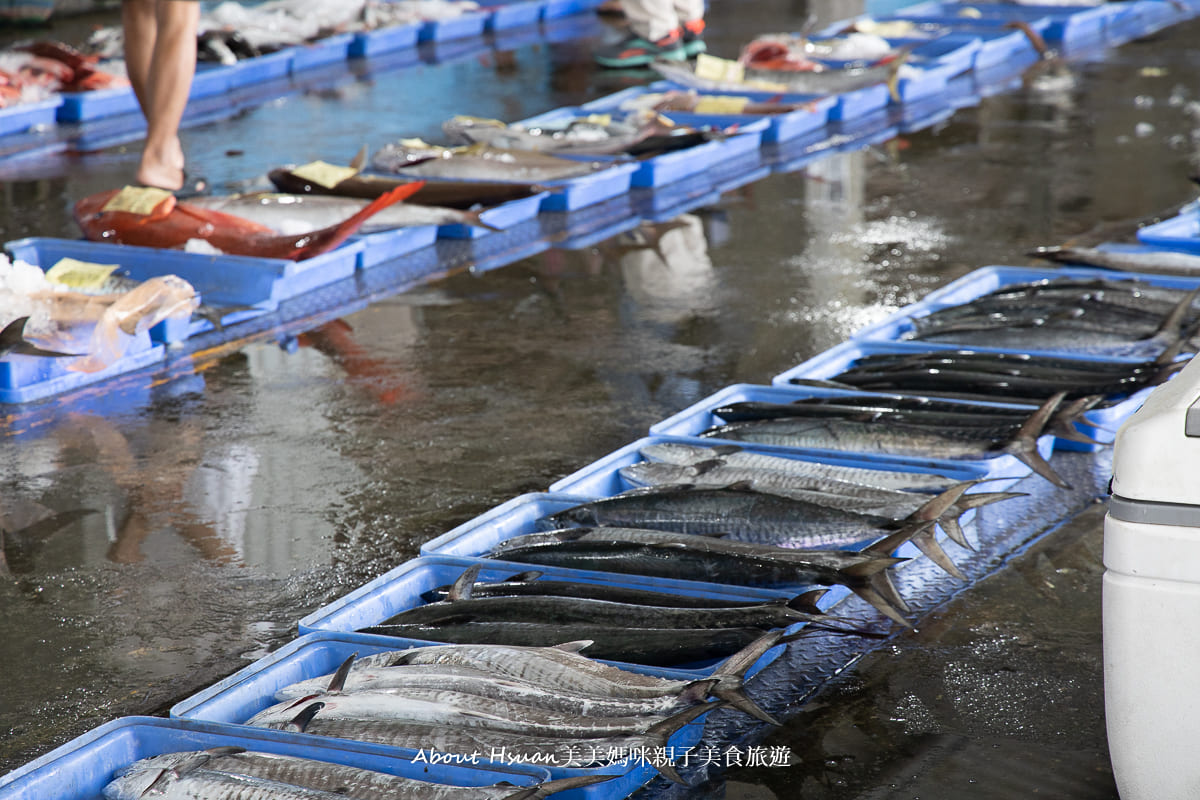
[639,441,957,492]
[1031,245,1200,276]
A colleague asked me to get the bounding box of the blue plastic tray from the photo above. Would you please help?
[892,1,1101,44]
[349,22,422,58]
[0,334,164,404]
[419,10,490,42]
[289,33,356,72]
[539,162,639,212]
[56,63,233,123]
[297,553,802,675]
[0,97,60,138]
[0,716,550,800]
[1137,210,1200,255]
[437,190,548,239]
[225,50,296,90]
[647,381,1053,478]
[353,223,440,269]
[169,630,711,797]
[4,236,358,312]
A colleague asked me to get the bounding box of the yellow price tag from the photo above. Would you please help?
[957,6,983,17]
[291,160,360,189]
[45,258,120,291]
[582,113,612,126]
[694,95,751,114]
[695,53,745,84]
[101,186,174,215]
[855,19,916,37]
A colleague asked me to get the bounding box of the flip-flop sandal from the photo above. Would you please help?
[174,172,210,200]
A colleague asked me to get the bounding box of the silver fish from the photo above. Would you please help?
[441,114,657,155]
[370,142,610,183]
[1031,245,1200,276]
[639,441,957,492]
[187,192,498,234]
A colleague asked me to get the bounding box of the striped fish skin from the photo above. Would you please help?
[104,764,366,800]
[247,692,518,731]
[639,442,956,492]
[273,663,696,716]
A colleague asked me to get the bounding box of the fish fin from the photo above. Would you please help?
[1002,392,1071,489]
[325,653,358,693]
[0,317,82,359]
[954,491,1026,511]
[707,631,784,725]
[503,570,544,582]
[350,145,368,172]
[850,581,911,627]
[645,701,728,783]
[203,746,248,758]
[864,519,935,561]
[708,444,745,457]
[912,524,965,580]
[286,701,325,733]
[937,515,971,552]
[551,640,594,653]
[905,481,977,525]
[787,588,829,615]
[461,208,503,232]
[448,563,483,601]
[786,376,861,390]
[678,678,720,705]
[1151,285,1200,343]
[689,458,727,475]
[285,182,427,260]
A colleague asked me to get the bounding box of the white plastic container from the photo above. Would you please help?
[1104,354,1200,800]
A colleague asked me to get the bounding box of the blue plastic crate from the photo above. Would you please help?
[170,630,712,797]
[539,162,639,212]
[4,236,358,311]
[353,223,440,269]
[349,22,422,58]
[289,33,356,72]
[544,192,641,249]
[56,62,232,124]
[297,553,802,675]
[0,716,550,800]
[0,97,60,137]
[899,30,982,74]
[484,0,546,30]
[419,9,489,42]
[0,333,164,404]
[649,379,1057,476]
[437,190,547,239]
[541,0,593,19]
[224,50,295,89]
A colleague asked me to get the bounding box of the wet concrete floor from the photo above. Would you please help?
[1,3,1200,797]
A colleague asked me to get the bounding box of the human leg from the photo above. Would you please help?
[123,0,199,191]
[594,0,686,67]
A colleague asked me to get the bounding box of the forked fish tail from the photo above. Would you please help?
[641,701,726,784]
[707,630,785,725]
[1001,392,1071,489]
[504,775,617,800]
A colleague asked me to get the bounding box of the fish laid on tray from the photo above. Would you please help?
[1032,245,1200,277]
[246,636,793,781]
[73,183,424,260]
[369,140,613,183]
[652,49,906,99]
[896,276,1200,357]
[103,746,607,799]
[269,153,549,210]
[357,564,876,665]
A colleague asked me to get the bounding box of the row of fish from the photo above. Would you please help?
[104,745,608,799]
[239,635,794,783]
[0,41,126,108]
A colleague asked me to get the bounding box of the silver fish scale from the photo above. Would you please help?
[620,461,933,516]
[702,418,1009,460]
[266,716,647,768]
[392,643,694,697]
[639,442,956,492]
[104,766,358,800]
[273,666,687,716]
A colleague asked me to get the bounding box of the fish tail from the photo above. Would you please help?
[462,208,503,232]
[448,564,483,600]
[708,631,784,725]
[850,579,911,627]
[284,701,325,733]
[940,490,1027,550]
[1003,392,1071,489]
[289,182,427,260]
[678,678,721,705]
[1047,395,1107,445]
[644,701,726,783]
[911,522,965,580]
[0,317,82,360]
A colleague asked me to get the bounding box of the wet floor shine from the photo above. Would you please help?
[2,4,1200,797]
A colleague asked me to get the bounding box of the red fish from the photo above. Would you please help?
[73,183,425,261]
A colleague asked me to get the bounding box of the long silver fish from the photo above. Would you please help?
[105,747,608,800]
[639,442,958,492]
[441,114,661,155]
[187,192,498,234]
[370,141,611,182]
[1031,245,1200,275]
